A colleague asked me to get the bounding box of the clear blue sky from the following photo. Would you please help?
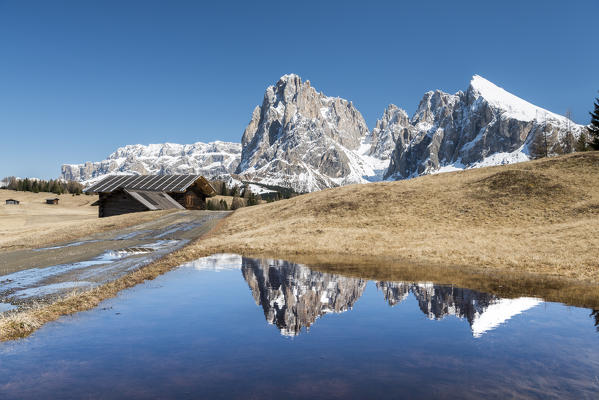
[1,0,597,179]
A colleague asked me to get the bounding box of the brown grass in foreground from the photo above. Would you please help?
[191,152,599,283]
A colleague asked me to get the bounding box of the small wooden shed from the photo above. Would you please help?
[5,199,19,205]
[84,174,216,218]
[46,198,59,205]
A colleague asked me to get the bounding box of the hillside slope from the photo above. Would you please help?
[193,152,599,282]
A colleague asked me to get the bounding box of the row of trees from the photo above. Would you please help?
[530,96,599,159]
[2,177,85,195]
[589,95,599,150]
[206,185,261,211]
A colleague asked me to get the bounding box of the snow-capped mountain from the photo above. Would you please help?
[61,141,241,184]
[236,74,388,192]
[383,75,583,179]
[61,74,584,192]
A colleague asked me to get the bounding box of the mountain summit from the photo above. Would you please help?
[383,75,583,179]
[235,74,388,192]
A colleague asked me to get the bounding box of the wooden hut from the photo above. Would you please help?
[84,174,216,218]
[5,199,19,205]
[46,198,59,205]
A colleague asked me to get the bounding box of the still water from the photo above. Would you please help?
[1,254,598,399]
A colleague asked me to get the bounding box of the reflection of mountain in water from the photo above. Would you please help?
[377,282,541,337]
[241,258,367,336]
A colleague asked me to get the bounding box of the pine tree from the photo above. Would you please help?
[561,109,575,154]
[561,132,575,154]
[530,129,548,159]
[577,129,589,152]
[220,199,228,210]
[231,195,244,210]
[221,182,228,196]
[589,94,599,150]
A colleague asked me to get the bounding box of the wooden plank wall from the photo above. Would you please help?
[99,190,149,218]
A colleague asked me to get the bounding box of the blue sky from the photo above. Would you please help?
[1,0,597,179]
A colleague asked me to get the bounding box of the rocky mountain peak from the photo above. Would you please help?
[61,141,241,184]
[236,74,382,192]
[384,75,584,179]
[368,104,413,160]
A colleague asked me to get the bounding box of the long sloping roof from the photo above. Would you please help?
[84,174,215,194]
[124,189,184,211]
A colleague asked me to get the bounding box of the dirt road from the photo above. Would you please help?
[0,210,228,310]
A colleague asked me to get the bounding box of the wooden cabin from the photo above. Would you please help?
[5,199,19,205]
[46,198,59,205]
[84,174,216,218]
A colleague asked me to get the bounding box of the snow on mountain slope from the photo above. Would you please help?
[61,141,241,184]
[384,75,584,179]
[469,75,568,123]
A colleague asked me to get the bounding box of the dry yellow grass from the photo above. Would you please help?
[191,152,599,283]
[0,189,173,251]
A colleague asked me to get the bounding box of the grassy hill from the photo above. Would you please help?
[192,152,599,283]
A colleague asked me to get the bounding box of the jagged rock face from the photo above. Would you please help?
[241,257,367,336]
[409,283,496,325]
[384,75,584,179]
[61,141,241,183]
[376,281,411,306]
[369,104,415,160]
[236,74,385,192]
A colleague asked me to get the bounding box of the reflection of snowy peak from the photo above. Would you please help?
[241,257,366,336]
[470,297,541,338]
[236,74,388,192]
[61,141,241,184]
[377,281,541,337]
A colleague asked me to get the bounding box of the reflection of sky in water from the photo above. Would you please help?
[0,303,16,312]
[0,255,598,399]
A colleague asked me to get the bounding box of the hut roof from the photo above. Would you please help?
[124,189,184,211]
[84,175,215,195]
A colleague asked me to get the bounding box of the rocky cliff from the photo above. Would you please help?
[61,141,240,183]
[235,74,388,193]
[384,75,583,179]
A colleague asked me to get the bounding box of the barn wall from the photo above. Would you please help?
[99,191,148,218]
[169,189,207,210]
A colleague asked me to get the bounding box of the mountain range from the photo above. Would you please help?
[61,74,584,192]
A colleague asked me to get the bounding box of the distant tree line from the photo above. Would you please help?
[206,180,301,211]
[2,176,85,195]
